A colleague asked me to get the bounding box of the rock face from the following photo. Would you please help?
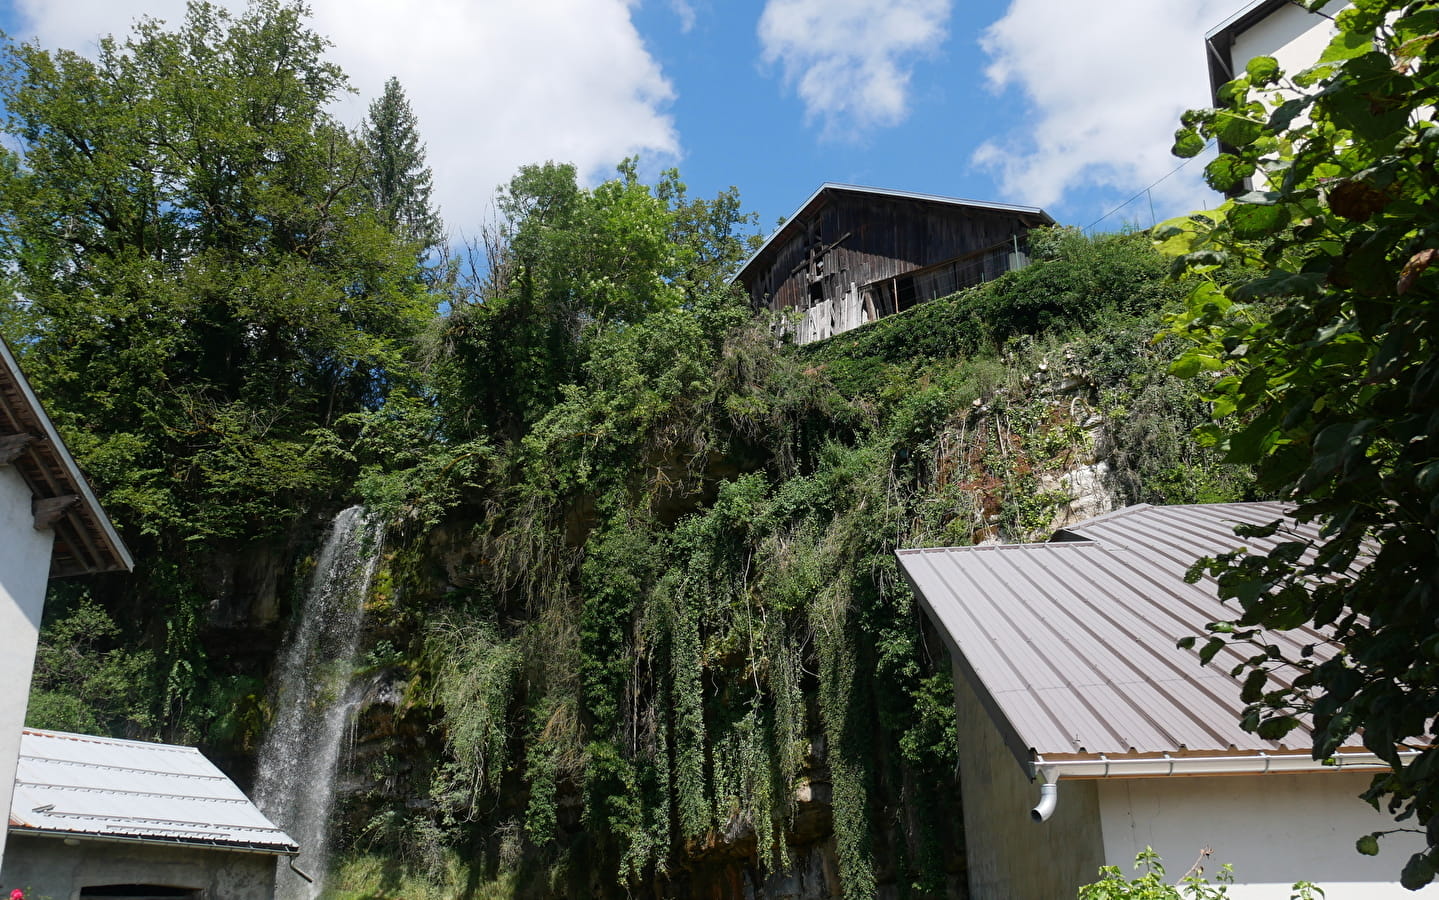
[323,519,968,899]
[1046,460,1115,533]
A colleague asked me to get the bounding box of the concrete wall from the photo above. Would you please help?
[952,661,1106,899]
[1097,772,1436,899]
[0,466,55,865]
[1,833,277,900]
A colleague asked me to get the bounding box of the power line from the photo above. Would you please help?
[1084,140,1215,233]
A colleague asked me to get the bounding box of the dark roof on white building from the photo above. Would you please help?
[9,729,296,854]
[897,503,1356,773]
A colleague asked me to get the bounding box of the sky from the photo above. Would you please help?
[0,0,1249,247]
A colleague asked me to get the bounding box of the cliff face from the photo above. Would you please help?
[314,239,1249,898]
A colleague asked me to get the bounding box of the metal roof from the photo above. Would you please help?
[732,183,1054,287]
[0,336,133,577]
[897,502,1347,775]
[9,729,297,854]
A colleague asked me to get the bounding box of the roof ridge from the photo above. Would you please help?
[23,728,200,753]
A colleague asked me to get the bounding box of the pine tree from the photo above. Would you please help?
[361,76,443,252]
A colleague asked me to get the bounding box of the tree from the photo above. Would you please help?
[0,0,432,737]
[1158,0,1439,887]
[361,76,443,252]
[432,160,757,436]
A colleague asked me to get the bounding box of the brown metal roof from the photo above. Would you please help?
[898,502,1342,774]
[0,337,132,577]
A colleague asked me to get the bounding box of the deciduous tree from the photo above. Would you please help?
[1159,0,1439,886]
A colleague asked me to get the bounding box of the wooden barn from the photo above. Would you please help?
[734,184,1053,345]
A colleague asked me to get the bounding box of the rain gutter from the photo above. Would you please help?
[1029,749,1418,822]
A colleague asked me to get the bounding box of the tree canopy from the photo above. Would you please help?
[0,0,432,544]
[0,0,433,739]
[1160,0,1439,886]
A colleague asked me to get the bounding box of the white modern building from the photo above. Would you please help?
[0,337,133,867]
[898,502,1434,899]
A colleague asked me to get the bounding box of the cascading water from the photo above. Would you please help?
[255,505,384,899]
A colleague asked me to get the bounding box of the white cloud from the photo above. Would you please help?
[758,0,952,137]
[11,0,680,241]
[670,0,697,33]
[973,0,1237,218]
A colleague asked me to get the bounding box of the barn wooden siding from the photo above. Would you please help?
[735,186,1052,344]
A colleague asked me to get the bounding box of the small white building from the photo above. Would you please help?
[0,337,133,868]
[898,502,1434,899]
[2,728,298,899]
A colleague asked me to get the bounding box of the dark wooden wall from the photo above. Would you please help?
[739,192,1042,316]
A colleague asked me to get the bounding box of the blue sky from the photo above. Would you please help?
[0,0,1248,245]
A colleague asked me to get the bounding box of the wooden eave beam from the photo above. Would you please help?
[0,432,37,465]
[33,494,80,531]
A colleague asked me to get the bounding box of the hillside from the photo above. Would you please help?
[311,228,1254,898]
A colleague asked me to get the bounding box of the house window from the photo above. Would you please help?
[79,886,202,899]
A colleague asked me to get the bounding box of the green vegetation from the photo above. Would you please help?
[332,227,1249,896]
[1162,0,1439,885]
[0,0,433,744]
[1078,849,1322,900]
[0,3,1259,897]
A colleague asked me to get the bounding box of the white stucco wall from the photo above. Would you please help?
[0,465,53,867]
[1230,1,1347,84]
[952,661,1106,899]
[1097,771,1436,898]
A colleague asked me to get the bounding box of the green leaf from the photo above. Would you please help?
[1241,668,1268,703]
[1198,637,1228,666]
[1205,154,1256,193]
[1402,851,1436,890]
[1246,55,1281,87]
[1152,210,1226,257]
[1173,127,1206,159]
[1229,203,1289,240]
[1256,715,1299,739]
[1214,112,1264,148]
[1319,27,1374,63]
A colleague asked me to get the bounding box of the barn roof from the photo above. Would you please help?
[732,183,1054,289]
[9,729,297,854]
[897,502,1359,776]
[0,337,132,577]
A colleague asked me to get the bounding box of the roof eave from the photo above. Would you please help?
[10,826,299,856]
[1035,748,1414,781]
[0,336,133,576]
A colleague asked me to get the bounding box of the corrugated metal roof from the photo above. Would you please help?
[9,729,297,854]
[898,502,1346,774]
[732,182,1054,287]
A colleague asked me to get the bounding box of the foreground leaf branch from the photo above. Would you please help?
[1159,0,1439,886]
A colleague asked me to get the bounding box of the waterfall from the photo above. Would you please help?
[255,505,384,899]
